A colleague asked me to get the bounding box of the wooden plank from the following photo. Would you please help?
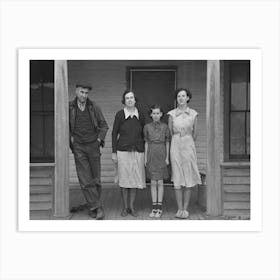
[224,193,250,202]
[30,178,52,186]
[54,60,69,217]
[100,171,115,177]
[30,163,55,167]
[69,176,115,183]
[224,202,250,210]
[101,177,115,183]
[69,164,114,172]
[206,60,222,216]
[30,167,53,177]
[223,168,250,177]
[103,187,122,220]
[30,194,52,203]
[224,184,250,193]
[221,162,250,168]
[224,176,250,185]
[30,202,52,211]
[30,185,52,194]
[224,209,250,218]
[69,189,86,208]
[30,210,52,220]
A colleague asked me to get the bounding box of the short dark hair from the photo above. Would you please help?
[174,88,192,103]
[121,90,138,105]
[76,84,92,91]
[149,104,164,117]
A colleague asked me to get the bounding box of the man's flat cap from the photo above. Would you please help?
[75,82,92,90]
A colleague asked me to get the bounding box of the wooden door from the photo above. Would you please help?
[128,68,176,124]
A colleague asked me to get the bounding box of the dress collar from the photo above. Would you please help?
[124,107,139,119]
[175,107,190,117]
[152,121,161,126]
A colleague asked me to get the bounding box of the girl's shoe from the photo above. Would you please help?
[175,209,183,219]
[155,209,162,218]
[182,210,189,219]
[149,209,158,218]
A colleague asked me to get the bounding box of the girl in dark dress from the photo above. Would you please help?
[144,105,170,218]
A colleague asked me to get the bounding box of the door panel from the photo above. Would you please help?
[129,69,176,124]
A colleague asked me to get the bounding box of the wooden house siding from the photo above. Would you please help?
[222,165,250,218]
[68,61,207,187]
[30,166,54,213]
[220,61,250,218]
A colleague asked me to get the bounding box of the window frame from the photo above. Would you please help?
[30,60,54,163]
[224,60,250,161]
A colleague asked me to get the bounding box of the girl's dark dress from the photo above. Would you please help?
[143,121,170,180]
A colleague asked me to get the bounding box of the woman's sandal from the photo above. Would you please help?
[175,209,183,219]
[182,210,189,219]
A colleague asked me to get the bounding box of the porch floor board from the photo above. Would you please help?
[30,186,207,220]
[69,186,206,220]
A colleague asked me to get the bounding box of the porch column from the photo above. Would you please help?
[206,60,223,216]
[54,60,69,217]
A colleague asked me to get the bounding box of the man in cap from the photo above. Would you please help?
[69,83,109,219]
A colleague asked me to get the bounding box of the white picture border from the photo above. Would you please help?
[18,48,262,232]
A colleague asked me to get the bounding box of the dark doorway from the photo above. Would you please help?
[128,68,176,124]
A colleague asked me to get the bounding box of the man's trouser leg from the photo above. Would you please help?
[73,142,102,211]
[87,141,102,200]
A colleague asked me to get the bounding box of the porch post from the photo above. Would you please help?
[54,60,69,218]
[206,60,223,216]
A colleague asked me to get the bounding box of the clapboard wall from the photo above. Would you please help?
[30,166,54,215]
[67,60,207,187]
[222,165,250,218]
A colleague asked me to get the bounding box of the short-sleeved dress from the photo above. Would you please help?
[167,107,201,188]
[143,121,171,180]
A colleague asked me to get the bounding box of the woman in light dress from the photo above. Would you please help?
[112,90,146,217]
[168,88,201,219]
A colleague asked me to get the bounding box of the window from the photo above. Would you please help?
[30,60,54,162]
[224,61,250,161]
